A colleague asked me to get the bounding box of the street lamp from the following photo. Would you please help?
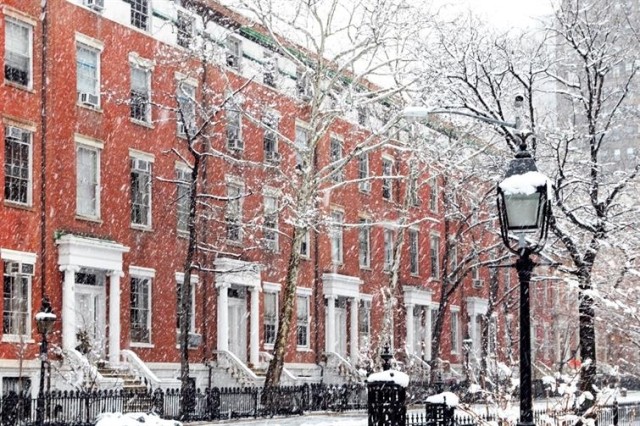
[403,101,551,426]
[35,297,56,426]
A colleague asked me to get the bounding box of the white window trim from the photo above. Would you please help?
[130,151,154,229]
[330,210,344,265]
[129,266,155,346]
[409,228,420,276]
[176,81,197,137]
[450,306,461,355]
[4,17,34,90]
[175,163,192,235]
[263,282,280,349]
[383,228,394,271]
[381,156,394,200]
[359,217,371,269]
[129,63,153,124]
[75,33,103,109]
[295,288,311,350]
[430,233,441,280]
[75,139,102,220]
[1,249,35,342]
[4,126,33,206]
[175,272,199,334]
[225,181,245,243]
[300,229,310,259]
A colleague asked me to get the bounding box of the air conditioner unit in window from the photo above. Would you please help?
[6,126,25,140]
[359,181,371,192]
[472,279,484,289]
[227,133,243,151]
[187,333,202,348]
[79,92,99,107]
[265,151,281,163]
[132,158,151,172]
[84,0,104,11]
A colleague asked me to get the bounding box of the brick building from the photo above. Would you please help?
[0,0,554,394]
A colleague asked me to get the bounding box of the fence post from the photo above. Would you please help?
[614,400,619,426]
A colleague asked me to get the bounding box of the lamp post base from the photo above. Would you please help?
[517,422,535,426]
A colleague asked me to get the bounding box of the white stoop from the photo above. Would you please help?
[323,352,365,384]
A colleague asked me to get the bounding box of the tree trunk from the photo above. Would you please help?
[578,273,597,405]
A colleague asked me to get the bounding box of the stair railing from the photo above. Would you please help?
[121,349,181,389]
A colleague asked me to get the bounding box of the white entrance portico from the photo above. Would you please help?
[466,297,488,357]
[215,258,261,367]
[322,273,363,361]
[56,234,129,364]
[403,286,432,360]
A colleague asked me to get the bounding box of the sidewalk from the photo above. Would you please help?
[188,412,368,426]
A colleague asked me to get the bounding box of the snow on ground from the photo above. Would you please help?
[96,412,183,426]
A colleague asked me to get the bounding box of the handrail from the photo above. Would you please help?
[325,351,364,381]
[259,351,299,383]
[409,353,431,371]
[217,350,259,385]
[66,349,118,389]
[121,349,180,389]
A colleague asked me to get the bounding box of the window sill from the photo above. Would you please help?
[410,273,420,278]
[175,344,199,351]
[75,214,103,224]
[264,344,275,351]
[359,265,372,271]
[358,189,371,195]
[4,201,34,211]
[4,80,34,93]
[130,118,154,129]
[226,239,244,247]
[177,230,189,239]
[131,224,153,232]
[300,255,310,261]
[296,347,313,352]
[130,342,155,349]
[76,102,103,113]
[2,335,34,344]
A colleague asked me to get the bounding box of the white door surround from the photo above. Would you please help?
[57,234,129,364]
[75,270,107,357]
[228,288,248,362]
[215,258,261,367]
[322,273,364,361]
[403,286,432,358]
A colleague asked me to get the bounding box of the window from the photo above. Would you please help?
[76,145,100,218]
[408,175,419,207]
[130,275,151,343]
[359,219,371,268]
[2,376,31,395]
[358,300,371,347]
[131,157,152,227]
[449,245,458,274]
[357,106,367,126]
[296,294,310,347]
[226,37,241,70]
[382,158,393,200]
[226,106,243,150]
[176,11,194,49]
[330,138,343,182]
[330,211,344,264]
[226,184,243,242]
[451,310,460,354]
[124,0,149,30]
[263,195,278,251]
[263,51,277,87]
[384,228,394,270]
[4,127,32,205]
[130,66,151,123]
[177,83,196,137]
[176,167,191,233]
[300,229,310,258]
[2,260,32,337]
[4,18,32,88]
[76,43,100,107]
[627,147,635,159]
[430,235,440,279]
[296,67,310,99]
[358,153,370,192]
[409,229,419,275]
[614,149,621,161]
[264,291,278,346]
[176,273,196,336]
[429,178,438,212]
[263,112,279,162]
[295,125,308,170]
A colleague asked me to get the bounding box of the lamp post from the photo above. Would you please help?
[35,297,56,426]
[403,101,551,426]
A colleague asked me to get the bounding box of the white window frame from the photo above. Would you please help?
[175,164,192,234]
[226,104,243,151]
[129,266,154,347]
[358,152,370,192]
[263,282,280,348]
[76,35,103,109]
[4,17,33,89]
[296,289,311,349]
[358,218,371,269]
[1,249,35,342]
[225,182,244,243]
[176,81,196,137]
[76,138,103,219]
[329,137,344,182]
[382,157,393,200]
[450,307,461,354]
[125,0,150,31]
[294,123,309,170]
[176,10,194,49]
[175,272,198,337]
[299,229,310,258]
[226,36,242,70]
[130,64,152,123]
[430,234,440,279]
[263,111,280,161]
[383,228,394,271]
[130,151,154,229]
[429,178,438,212]
[409,228,419,275]
[263,194,279,252]
[330,210,344,264]
[4,126,33,206]
[263,50,278,87]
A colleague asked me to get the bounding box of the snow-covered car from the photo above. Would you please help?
[95,412,182,426]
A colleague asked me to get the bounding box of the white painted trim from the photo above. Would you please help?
[128,52,155,70]
[296,286,312,296]
[263,282,281,293]
[403,286,431,306]
[129,266,156,278]
[0,249,36,264]
[322,273,362,299]
[75,32,104,51]
[2,5,38,26]
[129,149,155,163]
[56,234,129,272]
[214,258,260,289]
[74,133,104,150]
[175,272,200,284]
[466,297,488,316]
[174,72,198,87]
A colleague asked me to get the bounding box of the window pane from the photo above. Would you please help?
[77,46,98,96]
[4,128,31,204]
[5,20,31,86]
[77,147,98,217]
